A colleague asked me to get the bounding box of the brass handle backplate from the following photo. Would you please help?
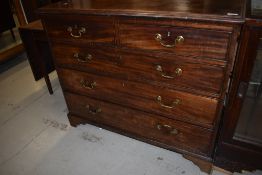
[67,25,86,38]
[80,79,97,89]
[156,96,181,109]
[85,104,102,115]
[155,65,182,79]
[156,124,178,135]
[155,33,184,48]
[73,53,92,63]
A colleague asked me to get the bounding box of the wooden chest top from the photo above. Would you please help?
[38,0,246,23]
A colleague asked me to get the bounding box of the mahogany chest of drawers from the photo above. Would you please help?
[39,0,245,172]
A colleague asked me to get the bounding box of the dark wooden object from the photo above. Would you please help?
[0,0,16,34]
[39,0,245,172]
[18,0,61,23]
[214,0,262,172]
[19,20,54,94]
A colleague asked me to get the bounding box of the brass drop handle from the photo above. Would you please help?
[80,79,97,89]
[156,96,181,109]
[73,53,92,63]
[85,104,102,115]
[156,124,179,135]
[155,33,184,48]
[155,65,183,79]
[67,25,86,38]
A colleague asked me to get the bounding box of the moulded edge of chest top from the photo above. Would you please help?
[39,12,242,33]
[117,16,241,32]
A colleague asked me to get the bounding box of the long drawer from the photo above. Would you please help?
[120,23,230,60]
[52,43,120,66]
[52,43,226,96]
[119,51,226,95]
[43,14,114,43]
[64,92,214,156]
[58,68,219,128]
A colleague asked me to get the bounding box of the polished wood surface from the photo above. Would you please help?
[58,68,219,129]
[52,43,118,66]
[39,0,245,172]
[67,113,213,173]
[19,19,44,31]
[117,51,226,96]
[43,14,114,43]
[65,92,214,156]
[52,43,226,97]
[39,0,245,22]
[120,22,230,60]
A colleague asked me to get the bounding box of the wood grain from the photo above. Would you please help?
[43,14,115,44]
[52,42,226,96]
[58,68,219,129]
[39,0,244,167]
[65,92,214,156]
[120,23,230,60]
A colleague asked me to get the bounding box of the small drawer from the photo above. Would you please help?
[120,23,230,60]
[64,92,214,156]
[43,14,114,43]
[58,68,219,128]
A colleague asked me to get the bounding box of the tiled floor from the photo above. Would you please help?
[0,55,259,175]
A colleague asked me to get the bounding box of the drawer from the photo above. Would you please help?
[58,68,219,128]
[120,24,230,60]
[52,43,120,67]
[119,51,226,95]
[43,14,114,43]
[52,43,226,95]
[64,92,214,156]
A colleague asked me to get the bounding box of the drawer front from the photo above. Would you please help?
[120,24,230,60]
[52,43,225,95]
[43,14,114,43]
[64,92,213,156]
[119,51,226,95]
[58,68,219,128]
[52,43,120,67]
